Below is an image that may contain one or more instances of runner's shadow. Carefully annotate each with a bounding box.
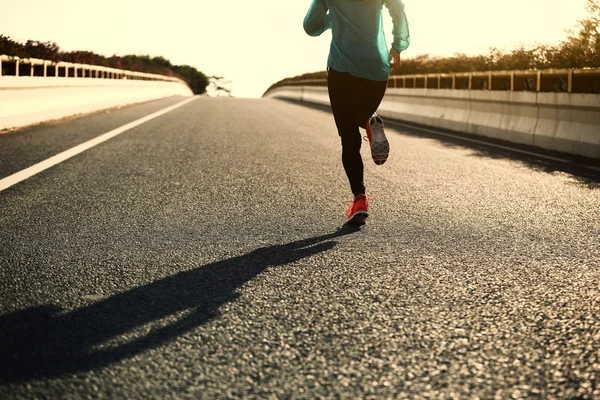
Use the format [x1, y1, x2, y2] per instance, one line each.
[0, 225, 360, 383]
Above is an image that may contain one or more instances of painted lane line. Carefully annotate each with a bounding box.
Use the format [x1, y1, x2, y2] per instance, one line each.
[387, 120, 600, 172]
[0, 96, 197, 193]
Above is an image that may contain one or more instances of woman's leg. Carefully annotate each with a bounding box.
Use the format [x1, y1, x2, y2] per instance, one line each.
[356, 78, 388, 129]
[327, 69, 365, 196]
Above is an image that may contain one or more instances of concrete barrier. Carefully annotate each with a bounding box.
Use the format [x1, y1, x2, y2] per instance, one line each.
[534, 92, 600, 157]
[265, 85, 600, 159]
[0, 76, 193, 131]
[301, 86, 330, 107]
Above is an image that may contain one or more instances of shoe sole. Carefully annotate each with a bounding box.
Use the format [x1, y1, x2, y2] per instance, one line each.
[368, 117, 389, 165]
[347, 211, 368, 225]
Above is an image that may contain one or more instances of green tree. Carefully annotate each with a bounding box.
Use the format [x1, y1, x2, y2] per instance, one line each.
[172, 65, 209, 95]
[564, 0, 600, 67]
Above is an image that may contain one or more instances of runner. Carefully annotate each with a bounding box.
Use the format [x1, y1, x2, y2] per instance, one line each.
[303, 0, 410, 225]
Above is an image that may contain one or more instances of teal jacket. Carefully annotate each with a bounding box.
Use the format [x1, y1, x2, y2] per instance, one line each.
[303, 0, 410, 82]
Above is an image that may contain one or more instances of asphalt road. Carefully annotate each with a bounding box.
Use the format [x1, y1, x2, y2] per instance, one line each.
[1, 96, 599, 399]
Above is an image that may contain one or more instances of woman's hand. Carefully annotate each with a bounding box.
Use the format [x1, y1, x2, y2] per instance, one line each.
[390, 49, 401, 71]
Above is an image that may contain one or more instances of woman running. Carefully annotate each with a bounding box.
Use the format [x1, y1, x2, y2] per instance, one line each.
[303, 0, 410, 225]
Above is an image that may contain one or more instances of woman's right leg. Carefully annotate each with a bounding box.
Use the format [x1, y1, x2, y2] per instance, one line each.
[327, 69, 366, 197]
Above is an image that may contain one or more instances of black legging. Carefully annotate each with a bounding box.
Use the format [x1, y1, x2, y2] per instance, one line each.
[327, 68, 387, 196]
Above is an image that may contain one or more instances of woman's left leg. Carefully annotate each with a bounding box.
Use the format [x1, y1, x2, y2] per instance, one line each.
[355, 78, 389, 165]
[327, 69, 366, 197]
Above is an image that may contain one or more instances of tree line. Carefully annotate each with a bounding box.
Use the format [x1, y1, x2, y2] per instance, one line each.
[0, 35, 209, 95]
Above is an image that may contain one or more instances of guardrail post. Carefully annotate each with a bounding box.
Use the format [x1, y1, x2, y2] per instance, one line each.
[43, 61, 47, 77]
[510, 72, 515, 91]
[488, 72, 492, 90]
[74, 66, 78, 78]
[16, 59, 20, 77]
[452, 75, 456, 89]
[31, 61, 35, 77]
[567, 70, 573, 93]
[468, 74, 472, 90]
[536, 71, 541, 92]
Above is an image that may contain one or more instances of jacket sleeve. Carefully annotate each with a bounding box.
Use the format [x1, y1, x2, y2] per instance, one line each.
[303, 0, 331, 37]
[384, 0, 410, 52]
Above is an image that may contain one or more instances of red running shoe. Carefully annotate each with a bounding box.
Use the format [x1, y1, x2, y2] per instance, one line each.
[345, 194, 369, 225]
[365, 113, 390, 165]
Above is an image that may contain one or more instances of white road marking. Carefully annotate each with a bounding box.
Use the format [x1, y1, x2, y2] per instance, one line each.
[0, 96, 197, 192]
[387, 120, 600, 173]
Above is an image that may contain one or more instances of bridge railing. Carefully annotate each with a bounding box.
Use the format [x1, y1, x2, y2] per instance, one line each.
[0, 54, 193, 131]
[266, 68, 600, 94]
[0, 54, 184, 84]
[264, 68, 600, 159]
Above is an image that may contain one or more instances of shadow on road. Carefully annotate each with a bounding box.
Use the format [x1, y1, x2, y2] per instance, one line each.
[278, 99, 600, 189]
[0, 225, 360, 383]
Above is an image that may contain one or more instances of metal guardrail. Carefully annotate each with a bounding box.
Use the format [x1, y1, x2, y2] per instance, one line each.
[268, 68, 600, 94]
[0, 54, 184, 84]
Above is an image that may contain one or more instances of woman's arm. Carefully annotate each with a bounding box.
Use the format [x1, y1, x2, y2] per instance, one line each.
[384, 0, 410, 52]
[303, 0, 331, 37]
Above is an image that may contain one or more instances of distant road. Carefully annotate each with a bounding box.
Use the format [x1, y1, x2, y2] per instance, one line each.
[1, 96, 599, 398]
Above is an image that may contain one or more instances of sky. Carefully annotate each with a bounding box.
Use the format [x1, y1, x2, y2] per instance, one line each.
[0, 0, 589, 98]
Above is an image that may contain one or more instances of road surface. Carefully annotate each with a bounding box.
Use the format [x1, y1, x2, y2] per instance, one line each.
[1, 96, 599, 398]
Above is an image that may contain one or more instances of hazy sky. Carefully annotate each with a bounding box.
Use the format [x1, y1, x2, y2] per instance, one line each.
[0, 0, 589, 97]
